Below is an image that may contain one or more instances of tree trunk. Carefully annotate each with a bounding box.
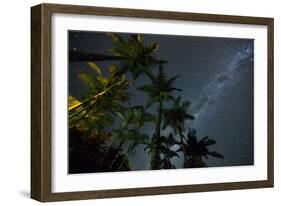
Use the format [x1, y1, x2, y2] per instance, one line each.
[117, 153, 129, 171]
[108, 141, 127, 169]
[69, 51, 128, 62]
[179, 127, 188, 167]
[151, 96, 163, 170]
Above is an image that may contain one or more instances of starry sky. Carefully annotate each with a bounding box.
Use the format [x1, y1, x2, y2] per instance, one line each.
[68, 30, 254, 170]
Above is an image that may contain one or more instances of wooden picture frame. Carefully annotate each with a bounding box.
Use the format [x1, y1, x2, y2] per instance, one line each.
[31, 3, 274, 202]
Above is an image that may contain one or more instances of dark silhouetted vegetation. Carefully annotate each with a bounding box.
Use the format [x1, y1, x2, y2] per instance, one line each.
[68, 33, 224, 173]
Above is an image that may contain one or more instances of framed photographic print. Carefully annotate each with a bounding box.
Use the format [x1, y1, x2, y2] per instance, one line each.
[31, 3, 274, 202]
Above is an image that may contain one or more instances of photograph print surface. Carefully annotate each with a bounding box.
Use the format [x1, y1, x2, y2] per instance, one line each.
[68, 31, 254, 174]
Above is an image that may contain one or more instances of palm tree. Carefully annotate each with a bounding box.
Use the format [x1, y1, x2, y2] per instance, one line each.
[182, 128, 224, 168]
[160, 133, 179, 169]
[108, 33, 166, 79]
[69, 60, 155, 169]
[68, 33, 225, 172]
[144, 133, 179, 169]
[108, 106, 153, 170]
[69, 63, 131, 130]
[162, 96, 195, 165]
[138, 64, 181, 169]
[70, 33, 163, 79]
[68, 62, 135, 172]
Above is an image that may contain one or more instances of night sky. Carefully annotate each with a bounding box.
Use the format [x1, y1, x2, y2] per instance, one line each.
[68, 30, 254, 170]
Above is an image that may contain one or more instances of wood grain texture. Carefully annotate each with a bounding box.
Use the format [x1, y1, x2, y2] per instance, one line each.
[31, 4, 42, 201]
[31, 3, 274, 202]
[267, 20, 274, 186]
[42, 3, 272, 25]
[31, 4, 53, 202]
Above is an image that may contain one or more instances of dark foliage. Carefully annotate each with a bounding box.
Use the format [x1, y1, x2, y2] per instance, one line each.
[69, 127, 131, 173]
[68, 33, 224, 173]
[179, 128, 224, 168]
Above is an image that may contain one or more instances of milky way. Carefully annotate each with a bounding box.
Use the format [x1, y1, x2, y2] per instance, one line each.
[192, 41, 254, 118]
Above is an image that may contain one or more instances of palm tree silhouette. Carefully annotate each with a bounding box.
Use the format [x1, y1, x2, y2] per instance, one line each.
[68, 63, 131, 129]
[108, 33, 165, 79]
[161, 133, 179, 169]
[182, 128, 224, 168]
[70, 33, 163, 79]
[109, 106, 154, 170]
[68, 33, 225, 172]
[162, 96, 194, 166]
[138, 64, 181, 169]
